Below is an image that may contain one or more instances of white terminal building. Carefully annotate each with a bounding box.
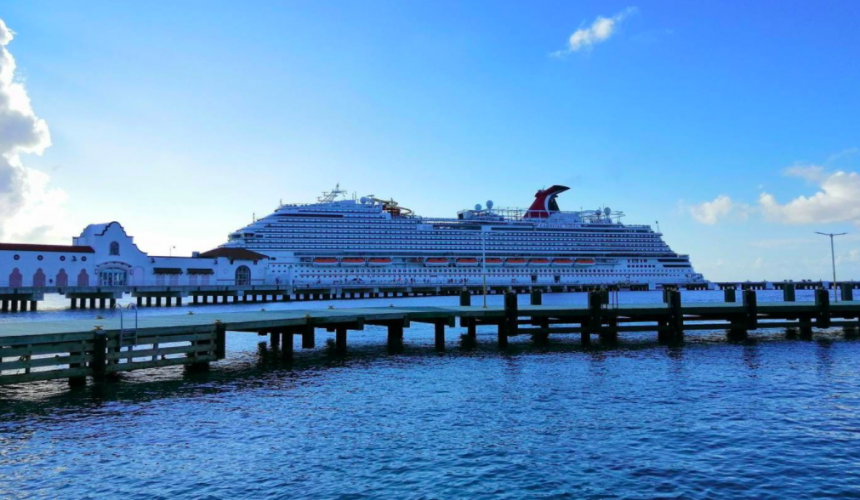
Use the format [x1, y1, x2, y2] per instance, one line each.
[0, 185, 705, 290]
[0, 222, 268, 288]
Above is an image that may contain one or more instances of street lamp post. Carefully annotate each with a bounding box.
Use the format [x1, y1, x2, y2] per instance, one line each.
[481, 230, 488, 308]
[815, 232, 847, 302]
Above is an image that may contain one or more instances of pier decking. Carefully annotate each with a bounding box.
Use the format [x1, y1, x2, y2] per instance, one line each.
[2, 289, 859, 386]
[4, 280, 860, 313]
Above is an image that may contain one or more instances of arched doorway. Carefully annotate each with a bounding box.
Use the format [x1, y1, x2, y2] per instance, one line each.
[33, 268, 46, 287]
[235, 265, 251, 286]
[77, 269, 90, 287]
[56, 269, 69, 287]
[9, 268, 22, 287]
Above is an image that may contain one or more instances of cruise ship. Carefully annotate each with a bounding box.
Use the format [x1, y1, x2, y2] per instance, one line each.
[221, 185, 705, 289]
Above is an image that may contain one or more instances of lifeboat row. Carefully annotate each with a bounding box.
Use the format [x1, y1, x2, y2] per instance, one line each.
[313, 257, 597, 267]
[313, 257, 394, 267]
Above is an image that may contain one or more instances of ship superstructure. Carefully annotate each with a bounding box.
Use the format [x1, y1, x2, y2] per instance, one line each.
[221, 185, 705, 288]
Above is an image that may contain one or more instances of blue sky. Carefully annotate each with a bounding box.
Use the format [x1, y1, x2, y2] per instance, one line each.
[1, 1, 859, 281]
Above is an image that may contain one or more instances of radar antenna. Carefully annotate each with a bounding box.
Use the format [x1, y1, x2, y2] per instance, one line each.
[318, 183, 348, 203]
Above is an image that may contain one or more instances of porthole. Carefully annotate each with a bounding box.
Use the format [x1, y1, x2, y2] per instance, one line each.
[37, 255, 44, 261]
[60, 256, 66, 261]
[81, 256, 87, 262]
[13, 254, 20, 260]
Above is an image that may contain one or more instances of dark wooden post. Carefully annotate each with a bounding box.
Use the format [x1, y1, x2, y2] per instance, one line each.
[657, 319, 670, 342]
[215, 322, 227, 359]
[668, 289, 683, 341]
[10, 300, 18, 312]
[281, 332, 293, 360]
[724, 287, 737, 303]
[743, 289, 758, 331]
[301, 324, 315, 349]
[434, 320, 445, 351]
[270, 330, 280, 348]
[783, 284, 796, 302]
[815, 288, 831, 329]
[336, 326, 347, 355]
[460, 289, 471, 306]
[30, 301, 37, 311]
[530, 289, 542, 306]
[387, 322, 403, 347]
[68, 298, 76, 310]
[92, 331, 108, 380]
[840, 283, 854, 302]
[499, 291, 517, 348]
[20, 300, 28, 312]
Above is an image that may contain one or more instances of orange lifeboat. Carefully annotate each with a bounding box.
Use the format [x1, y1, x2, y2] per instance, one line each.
[505, 258, 527, 266]
[341, 258, 366, 267]
[368, 258, 393, 266]
[456, 258, 480, 267]
[425, 258, 449, 267]
[485, 258, 504, 266]
[313, 258, 339, 266]
[530, 258, 551, 266]
[552, 258, 574, 266]
[575, 258, 596, 267]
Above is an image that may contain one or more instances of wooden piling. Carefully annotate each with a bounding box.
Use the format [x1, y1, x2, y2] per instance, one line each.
[335, 326, 347, 355]
[667, 289, 683, 341]
[783, 284, 796, 302]
[724, 287, 737, 303]
[841, 283, 854, 302]
[93, 331, 108, 380]
[281, 332, 293, 360]
[215, 322, 227, 359]
[530, 289, 542, 306]
[387, 322, 404, 346]
[459, 290, 471, 306]
[499, 291, 517, 348]
[301, 324, 315, 348]
[434, 321, 446, 351]
[815, 289, 831, 329]
[270, 330, 280, 348]
[743, 290, 758, 330]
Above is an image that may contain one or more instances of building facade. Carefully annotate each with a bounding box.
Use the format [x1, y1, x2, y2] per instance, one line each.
[0, 222, 269, 288]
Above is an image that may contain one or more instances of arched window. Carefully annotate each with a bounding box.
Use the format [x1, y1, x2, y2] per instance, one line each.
[235, 265, 251, 286]
[109, 241, 120, 256]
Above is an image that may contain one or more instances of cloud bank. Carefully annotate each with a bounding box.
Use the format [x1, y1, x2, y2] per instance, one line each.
[759, 165, 860, 225]
[688, 159, 860, 227]
[0, 17, 63, 242]
[554, 7, 637, 55]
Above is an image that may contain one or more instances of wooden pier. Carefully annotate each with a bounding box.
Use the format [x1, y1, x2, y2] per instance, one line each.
[2, 289, 859, 386]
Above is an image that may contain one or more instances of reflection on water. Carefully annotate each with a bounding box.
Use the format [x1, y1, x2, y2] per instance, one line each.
[2, 291, 860, 498]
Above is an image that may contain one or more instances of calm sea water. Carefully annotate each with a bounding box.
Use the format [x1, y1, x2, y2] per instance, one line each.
[2, 290, 860, 499]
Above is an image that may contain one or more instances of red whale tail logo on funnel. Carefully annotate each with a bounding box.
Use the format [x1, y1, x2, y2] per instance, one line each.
[524, 185, 570, 219]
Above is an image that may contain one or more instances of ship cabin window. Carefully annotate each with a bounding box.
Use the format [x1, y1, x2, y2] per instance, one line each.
[109, 241, 120, 256]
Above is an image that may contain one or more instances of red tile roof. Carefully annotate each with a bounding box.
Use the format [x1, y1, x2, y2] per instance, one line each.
[199, 248, 269, 261]
[0, 243, 95, 253]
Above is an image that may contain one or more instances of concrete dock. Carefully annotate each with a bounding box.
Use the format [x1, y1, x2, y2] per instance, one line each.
[2, 288, 859, 386]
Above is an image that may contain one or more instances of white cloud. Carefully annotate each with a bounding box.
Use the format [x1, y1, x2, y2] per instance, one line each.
[554, 7, 637, 55]
[688, 195, 747, 225]
[0, 17, 66, 242]
[759, 167, 860, 225]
